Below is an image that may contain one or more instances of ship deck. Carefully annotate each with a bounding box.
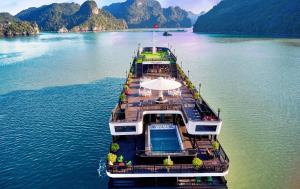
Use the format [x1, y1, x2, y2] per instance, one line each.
[111, 72, 218, 123]
[109, 126, 229, 174]
[107, 47, 229, 189]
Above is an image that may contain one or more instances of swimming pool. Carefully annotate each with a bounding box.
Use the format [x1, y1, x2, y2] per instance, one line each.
[148, 124, 183, 153]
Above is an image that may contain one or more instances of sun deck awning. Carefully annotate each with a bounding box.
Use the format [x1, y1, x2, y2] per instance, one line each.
[140, 77, 181, 91]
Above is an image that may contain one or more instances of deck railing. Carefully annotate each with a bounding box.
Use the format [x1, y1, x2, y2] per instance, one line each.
[110, 68, 221, 123]
[180, 105, 189, 123]
[107, 162, 228, 174]
[138, 55, 172, 62]
[111, 105, 141, 122]
[217, 140, 230, 163]
[136, 149, 197, 157]
[140, 102, 190, 124]
[140, 101, 182, 111]
[170, 52, 177, 62]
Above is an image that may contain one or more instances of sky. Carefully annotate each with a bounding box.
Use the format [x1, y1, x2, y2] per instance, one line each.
[0, 0, 220, 15]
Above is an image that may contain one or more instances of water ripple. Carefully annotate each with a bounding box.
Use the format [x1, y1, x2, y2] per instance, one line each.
[0, 78, 122, 189]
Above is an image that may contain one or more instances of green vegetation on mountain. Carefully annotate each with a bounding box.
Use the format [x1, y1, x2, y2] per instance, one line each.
[16, 3, 79, 31]
[193, 0, 300, 36]
[0, 13, 39, 37]
[0, 12, 21, 23]
[103, 0, 191, 28]
[16, 0, 127, 32]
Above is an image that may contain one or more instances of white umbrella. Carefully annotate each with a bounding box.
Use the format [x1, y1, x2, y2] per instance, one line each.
[140, 77, 181, 100]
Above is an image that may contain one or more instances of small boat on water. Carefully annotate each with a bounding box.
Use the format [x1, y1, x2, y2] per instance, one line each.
[163, 31, 172, 36]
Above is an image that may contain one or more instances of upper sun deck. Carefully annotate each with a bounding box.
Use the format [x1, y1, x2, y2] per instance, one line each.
[110, 47, 222, 136]
[111, 72, 218, 123]
[136, 47, 177, 63]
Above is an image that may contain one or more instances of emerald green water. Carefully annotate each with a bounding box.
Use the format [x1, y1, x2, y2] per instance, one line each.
[0, 30, 300, 189]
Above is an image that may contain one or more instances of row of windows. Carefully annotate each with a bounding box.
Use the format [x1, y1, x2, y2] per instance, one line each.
[195, 125, 217, 132]
[115, 126, 136, 132]
[114, 125, 217, 133]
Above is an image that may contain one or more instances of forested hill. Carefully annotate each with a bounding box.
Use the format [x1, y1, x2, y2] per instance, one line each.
[103, 0, 192, 28]
[193, 0, 300, 37]
[16, 0, 127, 32]
[0, 13, 39, 37]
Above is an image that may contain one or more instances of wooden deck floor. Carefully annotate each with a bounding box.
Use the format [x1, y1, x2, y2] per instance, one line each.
[113, 128, 228, 174]
[122, 74, 197, 122]
[108, 160, 228, 174]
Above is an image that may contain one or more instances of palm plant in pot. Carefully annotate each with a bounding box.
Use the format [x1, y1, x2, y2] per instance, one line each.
[110, 143, 119, 153]
[163, 156, 174, 173]
[128, 72, 133, 79]
[119, 93, 126, 103]
[192, 157, 203, 170]
[124, 85, 129, 95]
[212, 141, 219, 150]
[107, 153, 117, 166]
[212, 141, 220, 157]
[127, 77, 132, 85]
[117, 155, 124, 163]
[194, 92, 200, 100]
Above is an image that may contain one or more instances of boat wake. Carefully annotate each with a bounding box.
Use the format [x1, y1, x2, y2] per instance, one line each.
[97, 158, 107, 178]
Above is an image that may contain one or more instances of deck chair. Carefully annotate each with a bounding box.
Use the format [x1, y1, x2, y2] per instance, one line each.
[195, 177, 202, 183]
[126, 161, 132, 167]
[207, 176, 213, 184]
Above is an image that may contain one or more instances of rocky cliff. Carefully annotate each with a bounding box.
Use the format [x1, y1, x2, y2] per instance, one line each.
[0, 13, 39, 37]
[193, 0, 300, 37]
[103, 0, 192, 28]
[16, 0, 127, 32]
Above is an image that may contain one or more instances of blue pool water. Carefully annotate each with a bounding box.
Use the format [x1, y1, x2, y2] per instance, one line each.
[150, 129, 181, 153]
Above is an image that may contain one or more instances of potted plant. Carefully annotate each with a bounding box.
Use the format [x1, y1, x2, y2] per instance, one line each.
[194, 92, 200, 100]
[181, 73, 185, 79]
[117, 155, 124, 163]
[124, 85, 129, 95]
[163, 156, 173, 173]
[107, 153, 117, 166]
[124, 84, 129, 91]
[119, 93, 126, 103]
[212, 141, 220, 157]
[188, 83, 195, 91]
[127, 77, 132, 85]
[212, 141, 220, 151]
[126, 160, 132, 167]
[192, 157, 203, 170]
[111, 143, 119, 153]
[186, 80, 192, 87]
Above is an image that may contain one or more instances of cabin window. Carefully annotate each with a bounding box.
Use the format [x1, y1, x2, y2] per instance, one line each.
[115, 126, 136, 132]
[195, 125, 217, 132]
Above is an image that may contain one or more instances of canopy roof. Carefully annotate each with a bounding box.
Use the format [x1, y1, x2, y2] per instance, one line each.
[140, 77, 181, 91]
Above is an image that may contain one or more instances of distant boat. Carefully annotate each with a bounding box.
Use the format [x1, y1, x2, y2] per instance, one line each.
[163, 31, 172, 36]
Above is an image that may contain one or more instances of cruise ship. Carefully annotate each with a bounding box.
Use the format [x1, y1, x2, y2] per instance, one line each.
[106, 46, 229, 188]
